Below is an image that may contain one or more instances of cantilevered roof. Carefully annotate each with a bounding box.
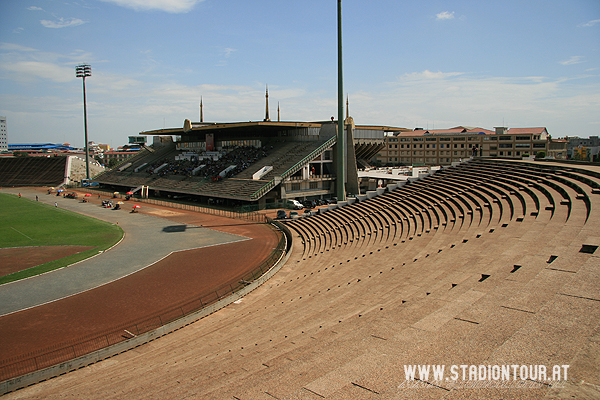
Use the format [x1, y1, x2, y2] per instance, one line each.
[140, 120, 324, 136]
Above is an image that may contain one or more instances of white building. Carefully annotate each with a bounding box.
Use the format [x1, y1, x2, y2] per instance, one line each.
[0, 117, 7, 151]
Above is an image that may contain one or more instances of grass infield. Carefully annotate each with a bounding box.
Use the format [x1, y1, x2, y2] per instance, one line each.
[0, 193, 124, 285]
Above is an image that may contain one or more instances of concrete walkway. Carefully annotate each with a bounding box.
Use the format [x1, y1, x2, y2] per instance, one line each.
[0, 188, 249, 317]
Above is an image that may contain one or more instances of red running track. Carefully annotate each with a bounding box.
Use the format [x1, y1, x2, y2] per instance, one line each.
[0, 204, 281, 370]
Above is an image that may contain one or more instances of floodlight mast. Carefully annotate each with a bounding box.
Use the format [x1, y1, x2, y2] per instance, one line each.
[336, 0, 346, 201]
[76, 64, 92, 180]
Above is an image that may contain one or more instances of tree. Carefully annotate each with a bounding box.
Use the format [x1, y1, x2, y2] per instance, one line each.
[107, 158, 119, 168]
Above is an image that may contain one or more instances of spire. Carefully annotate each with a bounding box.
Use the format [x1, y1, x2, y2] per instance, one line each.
[200, 96, 203, 123]
[264, 85, 271, 122]
[346, 95, 349, 120]
[344, 93, 355, 128]
[277, 102, 280, 122]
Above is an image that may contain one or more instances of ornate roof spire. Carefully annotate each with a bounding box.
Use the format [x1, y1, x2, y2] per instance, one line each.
[346, 94, 349, 120]
[264, 85, 271, 122]
[344, 94, 355, 128]
[277, 101, 280, 122]
[200, 96, 203, 123]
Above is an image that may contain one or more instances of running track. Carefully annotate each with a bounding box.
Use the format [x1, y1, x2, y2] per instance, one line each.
[0, 188, 281, 363]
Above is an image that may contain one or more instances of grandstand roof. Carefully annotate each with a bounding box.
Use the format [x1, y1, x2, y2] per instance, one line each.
[143, 120, 410, 137]
[140, 121, 324, 137]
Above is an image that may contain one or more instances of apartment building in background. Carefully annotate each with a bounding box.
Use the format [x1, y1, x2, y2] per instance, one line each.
[376, 126, 566, 166]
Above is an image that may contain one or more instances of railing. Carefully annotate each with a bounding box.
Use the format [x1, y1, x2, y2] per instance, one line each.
[250, 135, 338, 200]
[0, 224, 288, 383]
[75, 188, 265, 223]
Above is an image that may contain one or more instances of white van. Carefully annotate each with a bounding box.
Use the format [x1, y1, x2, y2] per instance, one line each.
[287, 199, 304, 210]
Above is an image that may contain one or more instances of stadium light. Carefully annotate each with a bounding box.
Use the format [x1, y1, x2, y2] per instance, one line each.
[76, 64, 92, 180]
[336, 0, 346, 201]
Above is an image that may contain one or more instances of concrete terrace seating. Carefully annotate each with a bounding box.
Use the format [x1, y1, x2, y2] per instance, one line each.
[95, 142, 179, 184]
[8, 159, 600, 399]
[233, 141, 323, 180]
[0, 157, 67, 187]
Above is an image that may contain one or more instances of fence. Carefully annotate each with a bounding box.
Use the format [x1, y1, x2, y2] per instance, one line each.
[0, 219, 291, 384]
[73, 187, 265, 223]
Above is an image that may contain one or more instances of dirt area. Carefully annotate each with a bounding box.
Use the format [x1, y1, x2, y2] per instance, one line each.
[0, 246, 95, 277]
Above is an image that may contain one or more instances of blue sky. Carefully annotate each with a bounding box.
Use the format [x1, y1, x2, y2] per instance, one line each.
[0, 0, 599, 148]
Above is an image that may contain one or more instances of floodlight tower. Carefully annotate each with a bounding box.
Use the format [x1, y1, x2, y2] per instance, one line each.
[336, 0, 346, 201]
[76, 64, 92, 180]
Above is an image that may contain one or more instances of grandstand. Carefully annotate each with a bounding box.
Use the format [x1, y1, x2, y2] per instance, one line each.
[94, 121, 347, 208]
[4, 158, 598, 398]
[0, 156, 104, 188]
[93, 118, 397, 208]
[0, 157, 67, 187]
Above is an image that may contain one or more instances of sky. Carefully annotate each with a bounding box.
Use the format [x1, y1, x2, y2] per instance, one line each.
[0, 0, 599, 148]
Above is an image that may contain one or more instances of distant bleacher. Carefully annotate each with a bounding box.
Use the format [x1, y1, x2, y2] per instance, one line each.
[0, 157, 67, 187]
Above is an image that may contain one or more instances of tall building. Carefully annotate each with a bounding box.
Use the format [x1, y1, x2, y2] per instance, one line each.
[0, 117, 7, 151]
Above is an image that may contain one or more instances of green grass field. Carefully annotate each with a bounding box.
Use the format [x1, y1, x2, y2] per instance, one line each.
[0, 193, 124, 284]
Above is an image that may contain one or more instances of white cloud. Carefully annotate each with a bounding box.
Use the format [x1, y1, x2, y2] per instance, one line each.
[436, 11, 455, 21]
[400, 70, 464, 81]
[0, 61, 74, 83]
[560, 56, 585, 65]
[0, 43, 92, 83]
[352, 71, 600, 135]
[99, 0, 204, 13]
[40, 18, 87, 29]
[578, 19, 600, 28]
[223, 48, 237, 58]
[0, 43, 38, 52]
[27, 6, 44, 11]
